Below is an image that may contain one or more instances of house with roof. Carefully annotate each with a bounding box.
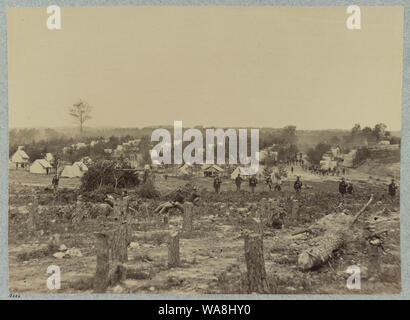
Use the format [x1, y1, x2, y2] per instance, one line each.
[10, 146, 30, 169]
[203, 164, 224, 177]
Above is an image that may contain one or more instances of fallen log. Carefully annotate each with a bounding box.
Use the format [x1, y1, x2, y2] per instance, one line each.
[297, 195, 373, 271]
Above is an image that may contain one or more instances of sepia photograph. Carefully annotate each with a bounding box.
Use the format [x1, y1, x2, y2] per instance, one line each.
[6, 5, 403, 295]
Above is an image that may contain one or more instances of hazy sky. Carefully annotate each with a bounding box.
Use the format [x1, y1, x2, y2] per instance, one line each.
[8, 6, 403, 130]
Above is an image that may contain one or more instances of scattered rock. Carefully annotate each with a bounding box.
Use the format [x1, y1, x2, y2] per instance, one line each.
[53, 252, 66, 259]
[66, 248, 83, 257]
[113, 285, 124, 293]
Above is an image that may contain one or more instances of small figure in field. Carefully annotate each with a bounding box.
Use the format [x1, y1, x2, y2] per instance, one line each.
[190, 186, 201, 205]
[235, 174, 243, 191]
[52, 174, 59, 195]
[266, 175, 273, 191]
[291, 166, 294, 174]
[249, 175, 258, 193]
[154, 187, 185, 215]
[294, 176, 302, 194]
[339, 177, 347, 196]
[164, 174, 168, 181]
[274, 177, 282, 191]
[213, 175, 222, 194]
[347, 182, 354, 195]
[342, 168, 346, 175]
[388, 178, 398, 199]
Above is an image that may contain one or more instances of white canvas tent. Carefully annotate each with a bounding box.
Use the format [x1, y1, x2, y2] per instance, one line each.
[73, 161, 88, 172]
[230, 167, 247, 179]
[61, 164, 83, 178]
[177, 163, 194, 176]
[30, 159, 53, 174]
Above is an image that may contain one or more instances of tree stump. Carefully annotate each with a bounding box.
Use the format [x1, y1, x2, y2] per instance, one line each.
[244, 233, 268, 293]
[114, 198, 129, 219]
[163, 212, 169, 227]
[168, 231, 180, 268]
[93, 232, 110, 293]
[27, 198, 39, 231]
[72, 201, 86, 226]
[291, 199, 299, 218]
[183, 202, 193, 232]
[247, 217, 264, 234]
[111, 222, 129, 263]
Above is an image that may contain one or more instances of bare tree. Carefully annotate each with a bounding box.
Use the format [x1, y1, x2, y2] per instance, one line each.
[69, 100, 92, 134]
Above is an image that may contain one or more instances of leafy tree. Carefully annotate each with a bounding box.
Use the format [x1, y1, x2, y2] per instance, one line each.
[281, 125, 297, 145]
[373, 123, 387, 141]
[307, 142, 331, 165]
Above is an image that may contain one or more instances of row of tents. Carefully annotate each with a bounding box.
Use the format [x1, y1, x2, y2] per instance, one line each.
[175, 163, 282, 181]
[10, 146, 89, 178]
[28, 160, 88, 178]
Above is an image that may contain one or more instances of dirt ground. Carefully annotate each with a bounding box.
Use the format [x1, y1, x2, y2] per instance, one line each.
[8, 168, 401, 294]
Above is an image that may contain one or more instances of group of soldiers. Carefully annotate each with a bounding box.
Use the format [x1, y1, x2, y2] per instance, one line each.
[212, 173, 282, 194]
[212, 172, 399, 200]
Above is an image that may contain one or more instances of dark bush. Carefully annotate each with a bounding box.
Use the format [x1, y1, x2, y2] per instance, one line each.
[80, 159, 140, 192]
[353, 147, 371, 167]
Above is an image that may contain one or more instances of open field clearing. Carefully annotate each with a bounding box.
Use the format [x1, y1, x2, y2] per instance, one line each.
[8, 167, 400, 294]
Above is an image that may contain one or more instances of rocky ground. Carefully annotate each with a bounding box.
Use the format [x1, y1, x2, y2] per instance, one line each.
[8, 169, 401, 294]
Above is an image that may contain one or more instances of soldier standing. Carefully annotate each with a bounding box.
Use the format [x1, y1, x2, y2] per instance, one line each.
[52, 174, 59, 195]
[388, 178, 398, 200]
[266, 175, 273, 191]
[235, 174, 243, 191]
[347, 182, 354, 195]
[249, 175, 258, 193]
[214, 175, 222, 194]
[294, 176, 302, 194]
[339, 177, 347, 196]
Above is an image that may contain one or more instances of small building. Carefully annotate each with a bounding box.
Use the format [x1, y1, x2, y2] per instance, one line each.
[342, 149, 358, 168]
[203, 164, 224, 177]
[30, 159, 53, 174]
[10, 146, 30, 169]
[331, 146, 342, 158]
[74, 142, 87, 149]
[379, 140, 390, 145]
